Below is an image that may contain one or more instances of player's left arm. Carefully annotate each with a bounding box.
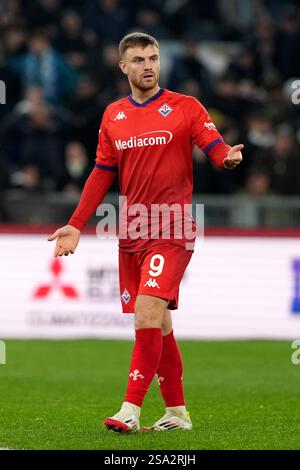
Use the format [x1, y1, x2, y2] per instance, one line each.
[187, 97, 244, 170]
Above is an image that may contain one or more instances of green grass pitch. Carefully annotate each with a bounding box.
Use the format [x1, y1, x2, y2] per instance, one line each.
[0, 339, 299, 450]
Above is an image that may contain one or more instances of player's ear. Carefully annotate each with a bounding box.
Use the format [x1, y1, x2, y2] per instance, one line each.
[119, 60, 127, 76]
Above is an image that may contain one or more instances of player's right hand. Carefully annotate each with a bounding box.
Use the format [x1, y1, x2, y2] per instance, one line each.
[48, 224, 80, 257]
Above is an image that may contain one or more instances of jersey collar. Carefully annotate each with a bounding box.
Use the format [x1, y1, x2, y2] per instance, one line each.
[128, 88, 165, 107]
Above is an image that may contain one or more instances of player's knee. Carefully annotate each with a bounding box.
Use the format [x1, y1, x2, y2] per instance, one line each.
[134, 306, 162, 329]
[134, 295, 167, 329]
[135, 314, 161, 330]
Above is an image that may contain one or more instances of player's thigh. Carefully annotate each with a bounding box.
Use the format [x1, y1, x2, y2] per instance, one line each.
[138, 244, 193, 310]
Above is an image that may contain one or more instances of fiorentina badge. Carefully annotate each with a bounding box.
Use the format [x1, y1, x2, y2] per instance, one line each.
[158, 103, 173, 117]
[121, 288, 131, 304]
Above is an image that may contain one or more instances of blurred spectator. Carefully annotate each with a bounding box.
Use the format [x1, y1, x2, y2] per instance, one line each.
[67, 74, 102, 156]
[9, 31, 77, 105]
[218, 0, 266, 40]
[167, 41, 213, 100]
[227, 46, 260, 84]
[0, 0, 22, 29]
[134, 8, 168, 39]
[1, 86, 70, 186]
[56, 9, 84, 49]
[3, 25, 27, 58]
[10, 162, 42, 192]
[277, 4, 300, 80]
[209, 72, 254, 121]
[268, 125, 300, 195]
[177, 79, 203, 102]
[240, 112, 275, 184]
[247, 15, 280, 85]
[54, 9, 87, 71]
[245, 112, 275, 149]
[243, 166, 272, 196]
[193, 149, 238, 194]
[96, 44, 124, 100]
[244, 124, 300, 196]
[167, 0, 221, 40]
[25, 0, 63, 38]
[83, 0, 130, 42]
[58, 141, 91, 195]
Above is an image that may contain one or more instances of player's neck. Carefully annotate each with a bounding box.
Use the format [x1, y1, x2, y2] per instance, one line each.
[130, 85, 161, 104]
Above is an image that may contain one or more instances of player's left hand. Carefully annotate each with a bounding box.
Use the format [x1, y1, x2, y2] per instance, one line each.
[223, 144, 244, 170]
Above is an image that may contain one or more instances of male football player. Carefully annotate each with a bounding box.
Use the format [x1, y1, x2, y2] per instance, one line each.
[48, 32, 243, 432]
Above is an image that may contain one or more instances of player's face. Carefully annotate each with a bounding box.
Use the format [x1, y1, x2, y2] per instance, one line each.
[119, 45, 160, 91]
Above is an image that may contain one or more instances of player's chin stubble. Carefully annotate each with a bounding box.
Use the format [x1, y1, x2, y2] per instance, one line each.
[132, 75, 158, 92]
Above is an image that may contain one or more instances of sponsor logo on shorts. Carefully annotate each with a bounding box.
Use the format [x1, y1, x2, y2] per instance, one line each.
[144, 278, 160, 288]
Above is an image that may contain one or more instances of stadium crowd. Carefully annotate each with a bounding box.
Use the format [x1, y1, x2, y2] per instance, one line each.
[0, 0, 300, 198]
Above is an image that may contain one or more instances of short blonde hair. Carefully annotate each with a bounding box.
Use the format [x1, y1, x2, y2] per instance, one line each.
[119, 32, 159, 58]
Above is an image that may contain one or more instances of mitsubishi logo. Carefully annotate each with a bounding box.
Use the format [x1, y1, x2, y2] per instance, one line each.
[33, 259, 79, 299]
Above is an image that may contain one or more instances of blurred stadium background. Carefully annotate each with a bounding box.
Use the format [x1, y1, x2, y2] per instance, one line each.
[0, 0, 300, 450]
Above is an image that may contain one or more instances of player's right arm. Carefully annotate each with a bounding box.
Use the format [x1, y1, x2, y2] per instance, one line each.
[48, 108, 118, 257]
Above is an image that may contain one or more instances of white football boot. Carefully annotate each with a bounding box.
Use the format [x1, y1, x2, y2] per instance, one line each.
[143, 406, 192, 431]
[104, 402, 140, 433]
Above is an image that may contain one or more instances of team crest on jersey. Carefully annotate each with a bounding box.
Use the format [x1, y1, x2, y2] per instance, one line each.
[121, 288, 131, 304]
[158, 103, 173, 118]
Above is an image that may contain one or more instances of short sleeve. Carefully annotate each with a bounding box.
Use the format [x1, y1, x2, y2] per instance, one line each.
[95, 108, 118, 171]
